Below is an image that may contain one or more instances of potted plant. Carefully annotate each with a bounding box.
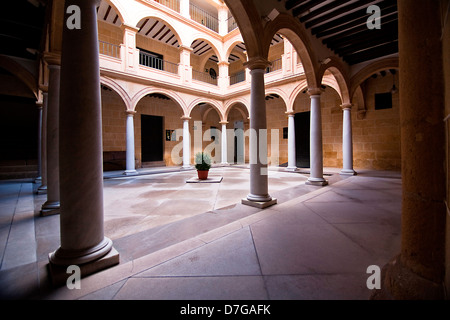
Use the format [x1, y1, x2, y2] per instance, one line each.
[195, 152, 211, 180]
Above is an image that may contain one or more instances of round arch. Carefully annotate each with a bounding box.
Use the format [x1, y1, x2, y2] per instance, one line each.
[224, 39, 247, 64]
[188, 98, 225, 121]
[100, 76, 132, 111]
[101, 0, 128, 25]
[131, 87, 187, 115]
[287, 79, 308, 112]
[132, 12, 185, 48]
[224, 97, 249, 120]
[350, 57, 399, 99]
[263, 14, 319, 89]
[265, 87, 289, 111]
[317, 56, 351, 104]
[0, 55, 38, 99]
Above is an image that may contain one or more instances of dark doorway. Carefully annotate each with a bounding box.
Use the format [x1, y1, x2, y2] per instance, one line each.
[295, 111, 310, 168]
[141, 114, 163, 162]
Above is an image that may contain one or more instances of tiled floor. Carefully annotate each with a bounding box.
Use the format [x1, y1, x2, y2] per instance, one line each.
[0, 166, 402, 300]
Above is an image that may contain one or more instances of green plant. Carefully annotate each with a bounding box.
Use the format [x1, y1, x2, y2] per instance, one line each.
[195, 152, 211, 171]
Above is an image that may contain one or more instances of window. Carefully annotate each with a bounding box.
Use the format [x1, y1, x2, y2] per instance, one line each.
[138, 48, 164, 71]
[374, 92, 392, 110]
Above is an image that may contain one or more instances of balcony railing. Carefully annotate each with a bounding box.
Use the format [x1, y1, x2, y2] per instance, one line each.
[190, 3, 218, 32]
[99, 40, 120, 59]
[229, 71, 245, 85]
[227, 15, 238, 33]
[192, 70, 217, 85]
[139, 51, 179, 74]
[266, 58, 282, 73]
[153, 0, 180, 12]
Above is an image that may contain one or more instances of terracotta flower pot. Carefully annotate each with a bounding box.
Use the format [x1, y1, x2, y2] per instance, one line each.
[197, 170, 209, 180]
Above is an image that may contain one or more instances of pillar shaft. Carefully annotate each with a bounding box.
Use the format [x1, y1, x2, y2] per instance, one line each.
[41, 63, 61, 213]
[221, 122, 228, 164]
[286, 112, 297, 171]
[241, 60, 276, 209]
[398, 0, 446, 284]
[37, 92, 48, 193]
[51, 0, 114, 266]
[36, 102, 43, 181]
[374, 0, 446, 299]
[340, 104, 356, 175]
[307, 90, 327, 186]
[124, 111, 137, 175]
[182, 118, 191, 168]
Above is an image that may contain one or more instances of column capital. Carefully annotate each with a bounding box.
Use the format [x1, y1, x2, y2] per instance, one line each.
[43, 51, 61, 66]
[219, 120, 229, 125]
[181, 116, 191, 121]
[179, 45, 193, 53]
[307, 87, 324, 96]
[218, 61, 230, 67]
[340, 103, 353, 110]
[285, 111, 295, 116]
[125, 110, 136, 116]
[39, 84, 48, 93]
[120, 23, 139, 33]
[244, 57, 271, 71]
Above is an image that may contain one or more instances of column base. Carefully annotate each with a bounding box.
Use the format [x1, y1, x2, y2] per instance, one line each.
[47, 246, 120, 288]
[41, 201, 60, 216]
[182, 165, 194, 170]
[306, 178, 328, 186]
[340, 169, 357, 176]
[37, 185, 47, 195]
[34, 176, 42, 183]
[285, 166, 298, 172]
[371, 254, 445, 300]
[242, 197, 277, 209]
[123, 170, 138, 176]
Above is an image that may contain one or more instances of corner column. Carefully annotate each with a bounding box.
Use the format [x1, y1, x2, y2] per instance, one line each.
[220, 121, 228, 165]
[41, 54, 61, 215]
[307, 88, 327, 186]
[124, 110, 137, 175]
[374, 0, 446, 299]
[35, 96, 43, 183]
[182, 116, 192, 168]
[242, 58, 277, 208]
[340, 103, 356, 175]
[37, 92, 48, 194]
[49, 0, 119, 285]
[286, 111, 297, 171]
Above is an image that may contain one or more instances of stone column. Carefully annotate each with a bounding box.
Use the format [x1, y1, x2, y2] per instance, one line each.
[49, 0, 118, 283]
[182, 116, 191, 168]
[340, 103, 356, 175]
[241, 58, 277, 208]
[306, 88, 327, 186]
[374, 0, 446, 299]
[220, 121, 228, 165]
[35, 99, 43, 182]
[41, 55, 61, 215]
[286, 111, 297, 171]
[124, 110, 137, 175]
[218, 61, 229, 88]
[37, 92, 48, 194]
